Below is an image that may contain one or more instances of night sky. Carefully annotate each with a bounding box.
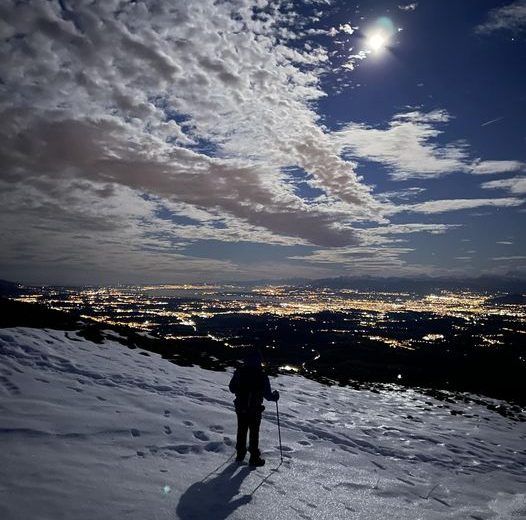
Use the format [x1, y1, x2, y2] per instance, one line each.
[1, 0, 525, 284]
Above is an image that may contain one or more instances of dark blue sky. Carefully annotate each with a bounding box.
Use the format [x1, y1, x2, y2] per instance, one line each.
[289, 0, 526, 278]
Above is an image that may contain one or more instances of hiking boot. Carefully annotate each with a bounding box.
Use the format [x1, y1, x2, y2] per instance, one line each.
[249, 455, 265, 467]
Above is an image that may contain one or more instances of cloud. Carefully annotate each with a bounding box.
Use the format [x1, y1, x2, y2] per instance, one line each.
[0, 178, 244, 284]
[335, 110, 524, 180]
[376, 187, 427, 202]
[491, 256, 526, 261]
[328, 22, 359, 38]
[398, 3, 418, 12]
[0, 1, 522, 283]
[287, 244, 464, 277]
[288, 246, 414, 272]
[470, 160, 525, 175]
[0, 0, 387, 282]
[363, 223, 459, 236]
[339, 23, 357, 35]
[287, 222, 462, 276]
[481, 116, 504, 127]
[481, 176, 526, 194]
[394, 198, 524, 215]
[476, 1, 526, 34]
[335, 110, 470, 180]
[342, 51, 368, 71]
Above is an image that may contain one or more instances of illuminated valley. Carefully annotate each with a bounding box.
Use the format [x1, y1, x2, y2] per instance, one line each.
[3, 281, 526, 412]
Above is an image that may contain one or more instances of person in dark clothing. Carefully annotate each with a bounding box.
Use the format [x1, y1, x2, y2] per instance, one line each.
[229, 349, 279, 467]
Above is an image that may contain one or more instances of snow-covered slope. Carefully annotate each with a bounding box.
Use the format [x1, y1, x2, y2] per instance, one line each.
[0, 328, 525, 520]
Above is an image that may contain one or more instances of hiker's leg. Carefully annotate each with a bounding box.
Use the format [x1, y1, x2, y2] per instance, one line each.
[236, 412, 249, 458]
[248, 413, 262, 456]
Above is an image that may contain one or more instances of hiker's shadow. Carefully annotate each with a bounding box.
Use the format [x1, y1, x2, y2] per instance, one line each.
[176, 463, 252, 520]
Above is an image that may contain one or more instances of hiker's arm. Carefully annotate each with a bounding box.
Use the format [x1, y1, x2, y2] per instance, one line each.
[263, 374, 279, 401]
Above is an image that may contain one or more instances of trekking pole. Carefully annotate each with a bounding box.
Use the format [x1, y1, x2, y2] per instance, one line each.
[276, 400, 283, 462]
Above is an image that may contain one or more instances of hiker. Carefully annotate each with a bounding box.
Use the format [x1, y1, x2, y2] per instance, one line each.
[229, 349, 279, 467]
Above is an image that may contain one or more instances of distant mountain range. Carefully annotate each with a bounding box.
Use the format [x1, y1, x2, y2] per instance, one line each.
[2, 274, 526, 294]
[237, 275, 526, 293]
[305, 275, 526, 293]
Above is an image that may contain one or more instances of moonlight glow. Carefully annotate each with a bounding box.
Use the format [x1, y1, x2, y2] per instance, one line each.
[367, 32, 388, 53]
[364, 16, 395, 55]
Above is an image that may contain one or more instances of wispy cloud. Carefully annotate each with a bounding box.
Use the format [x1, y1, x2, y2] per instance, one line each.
[398, 3, 419, 12]
[481, 116, 504, 127]
[491, 256, 526, 261]
[287, 222, 462, 276]
[335, 110, 523, 180]
[288, 246, 417, 275]
[364, 223, 459, 236]
[394, 198, 524, 214]
[470, 160, 525, 175]
[287, 244, 467, 277]
[481, 176, 526, 194]
[335, 110, 469, 180]
[476, 1, 526, 33]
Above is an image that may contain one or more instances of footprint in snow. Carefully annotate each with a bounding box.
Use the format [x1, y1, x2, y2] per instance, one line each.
[130, 428, 141, 437]
[164, 410, 171, 417]
[169, 445, 201, 455]
[193, 430, 210, 441]
[204, 442, 224, 453]
[183, 420, 193, 427]
[297, 440, 312, 446]
[209, 425, 224, 433]
[66, 386, 83, 393]
[164, 426, 172, 435]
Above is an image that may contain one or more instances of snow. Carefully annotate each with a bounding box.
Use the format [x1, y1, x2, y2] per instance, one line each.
[0, 327, 525, 520]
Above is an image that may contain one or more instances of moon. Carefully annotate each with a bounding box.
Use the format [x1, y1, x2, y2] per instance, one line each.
[367, 32, 388, 53]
